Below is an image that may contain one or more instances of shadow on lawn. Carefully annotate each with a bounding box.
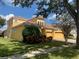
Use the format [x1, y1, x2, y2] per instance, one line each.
[0, 40, 65, 57]
[1, 39, 78, 59]
[30, 47, 79, 59]
[10, 41, 79, 59]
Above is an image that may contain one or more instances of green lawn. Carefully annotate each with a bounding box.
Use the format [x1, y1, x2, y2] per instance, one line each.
[1, 37, 79, 59]
[0, 37, 64, 57]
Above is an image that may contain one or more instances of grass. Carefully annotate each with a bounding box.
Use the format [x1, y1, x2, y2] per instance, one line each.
[0, 37, 64, 57]
[31, 47, 79, 59]
[0, 37, 79, 59]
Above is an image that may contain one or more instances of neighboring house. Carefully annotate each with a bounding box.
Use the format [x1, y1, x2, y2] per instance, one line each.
[70, 29, 77, 39]
[6, 16, 64, 41]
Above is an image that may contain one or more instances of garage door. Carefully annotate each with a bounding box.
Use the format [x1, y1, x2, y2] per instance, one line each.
[53, 32, 64, 40]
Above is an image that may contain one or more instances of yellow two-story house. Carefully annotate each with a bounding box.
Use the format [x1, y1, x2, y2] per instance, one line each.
[6, 16, 64, 41]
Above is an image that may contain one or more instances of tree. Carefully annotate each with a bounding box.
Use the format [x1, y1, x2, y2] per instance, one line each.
[13, 0, 79, 46]
[0, 17, 5, 27]
[22, 24, 41, 43]
[23, 24, 41, 36]
[59, 13, 75, 44]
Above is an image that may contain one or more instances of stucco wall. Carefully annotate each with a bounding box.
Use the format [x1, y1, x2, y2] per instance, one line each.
[45, 29, 53, 37]
[11, 25, 25, 41]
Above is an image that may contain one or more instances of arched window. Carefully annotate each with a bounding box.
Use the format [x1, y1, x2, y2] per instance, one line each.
[38, 21, 40, 25]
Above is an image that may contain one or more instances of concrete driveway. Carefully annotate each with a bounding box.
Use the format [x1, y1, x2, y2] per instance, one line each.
[53, 39, 76, 44]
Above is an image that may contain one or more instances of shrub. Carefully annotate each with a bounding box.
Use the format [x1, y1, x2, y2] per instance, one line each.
[47, 36, 52, 42]
[22, 24, 42, 43]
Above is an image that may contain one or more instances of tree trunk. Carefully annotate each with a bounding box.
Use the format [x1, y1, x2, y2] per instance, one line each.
[76, 24, 79, 46]
[63, 0, 79, 46]
[76, 0, 79, 46]
[65, 38, 68, 45]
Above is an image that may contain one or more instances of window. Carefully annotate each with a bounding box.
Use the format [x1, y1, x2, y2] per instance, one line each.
[37, 20, 39, 25]
[12, 29, 16, 32]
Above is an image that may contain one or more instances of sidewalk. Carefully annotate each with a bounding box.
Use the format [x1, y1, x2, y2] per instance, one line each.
[53, 39, 76, 44]
[67, 39, 76, 43]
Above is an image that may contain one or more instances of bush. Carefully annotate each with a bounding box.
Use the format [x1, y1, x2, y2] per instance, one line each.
[47, 36, 52, 42]
[0, 17, 5, 27]
[22, 24, 42, 43]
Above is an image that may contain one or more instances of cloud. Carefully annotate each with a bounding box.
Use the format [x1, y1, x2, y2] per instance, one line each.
[5, 14, 14, 21]
[47, 14, 56, 20]
[32, 15, 37, 18]
[68, 0, 73, 3]
[0, 15, 5, 19]
[0, 14, 14, 21]
[2, 0, 14, 6]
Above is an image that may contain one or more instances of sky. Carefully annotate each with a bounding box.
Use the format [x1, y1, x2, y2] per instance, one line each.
[0, 2, 37, 19]
[0, 0, 73, 24]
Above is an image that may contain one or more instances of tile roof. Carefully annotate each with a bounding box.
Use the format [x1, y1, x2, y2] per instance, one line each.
[9, 16, 57, 30]
[10, 17, 37, 28]
[11, 16, 27, 28]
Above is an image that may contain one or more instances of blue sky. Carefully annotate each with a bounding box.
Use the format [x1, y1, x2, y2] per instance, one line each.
[0, 3, 37, 19]
[0, 0, 73, 24]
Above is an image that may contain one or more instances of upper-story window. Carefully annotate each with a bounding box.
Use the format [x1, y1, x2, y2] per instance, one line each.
[37, 20, 45, 26]
[13, 19, 16, 22]
[37, 20, 40, 25]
